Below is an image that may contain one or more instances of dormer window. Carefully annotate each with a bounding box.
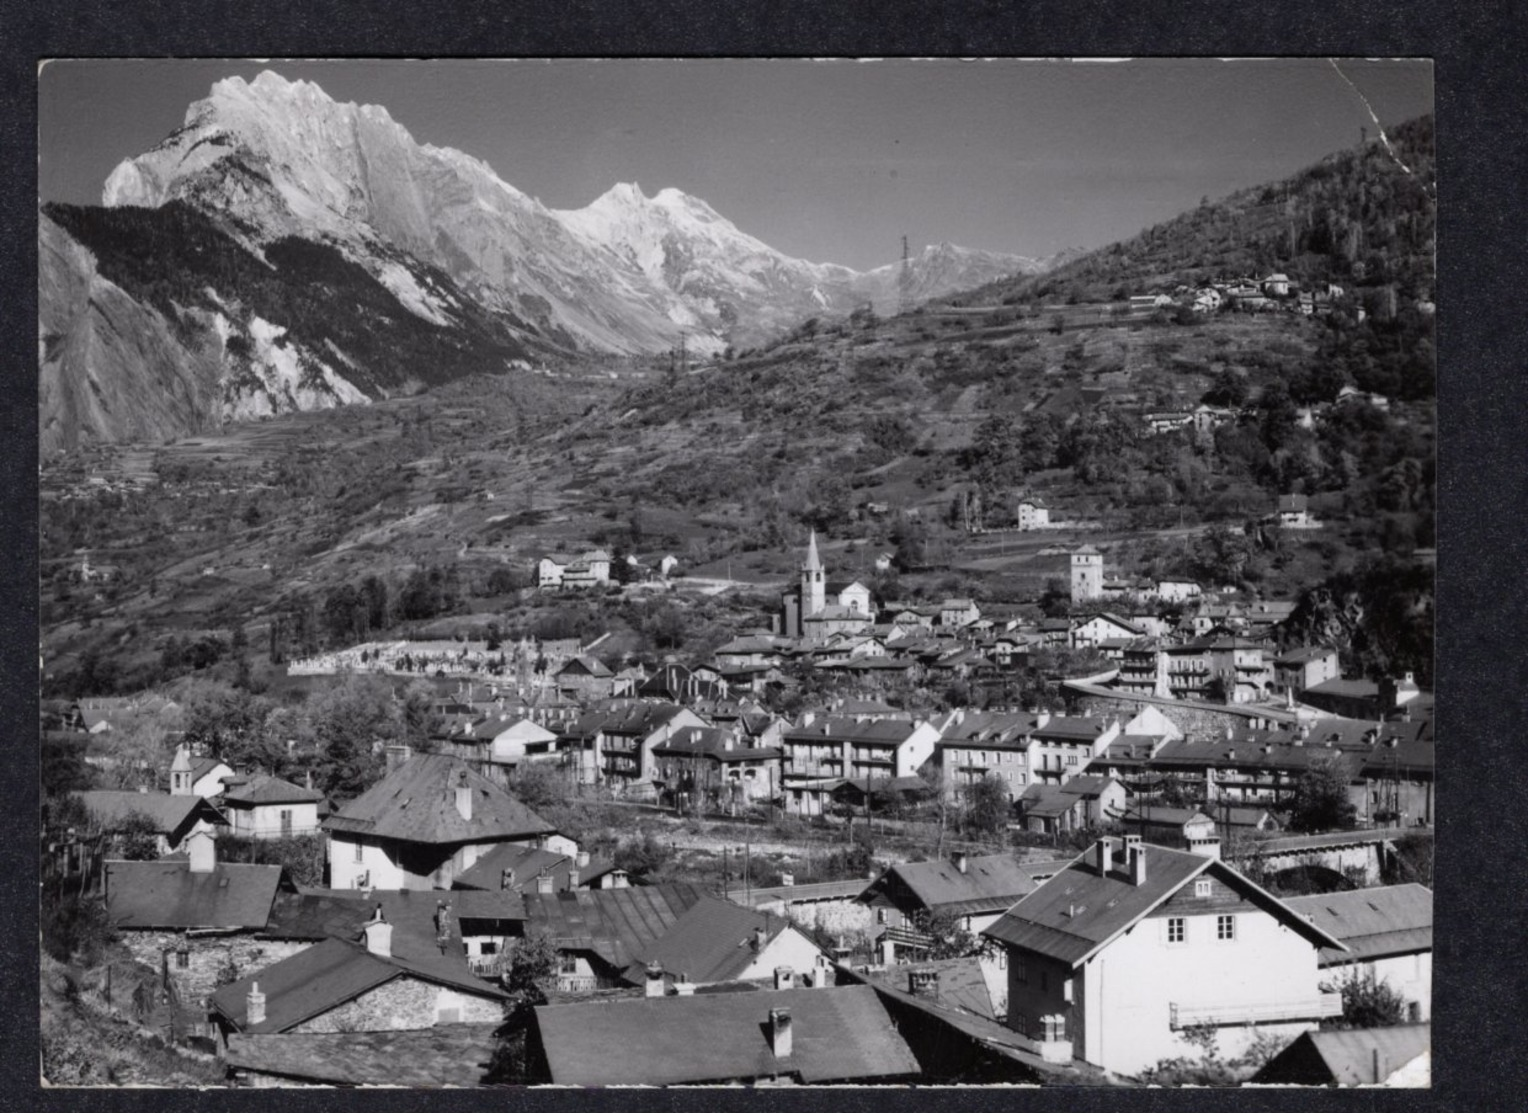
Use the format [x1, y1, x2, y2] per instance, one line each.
[1195, 879, 1212, 898]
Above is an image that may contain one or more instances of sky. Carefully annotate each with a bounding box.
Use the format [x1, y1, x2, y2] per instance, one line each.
[39, 58, 1433, 271]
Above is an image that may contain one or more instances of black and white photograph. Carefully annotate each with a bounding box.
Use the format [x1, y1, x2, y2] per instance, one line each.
[37, 56, 1436, 1088]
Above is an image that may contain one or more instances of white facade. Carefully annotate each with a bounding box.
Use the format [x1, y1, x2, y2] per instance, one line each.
[1071, 905, 1328, 1075]
[328, 834, 555, 891]
[227, 799, 321, 840]
[1071, 549, 1104, 603]
[1017, 501, 1050, 531]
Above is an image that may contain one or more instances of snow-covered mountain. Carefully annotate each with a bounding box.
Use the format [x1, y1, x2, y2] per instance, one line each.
[42, 71, 1058, 453]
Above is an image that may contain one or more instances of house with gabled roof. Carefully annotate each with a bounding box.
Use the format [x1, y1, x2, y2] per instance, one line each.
[1251, 1023, 1430, 1086]
[560, 700, 709, 796]
[323, 754, 563, 891]
[983, 836, 1346, 1076]
[621, 895, 824, 992]
[102, 828, 290, 1031]
[220, 774, 325, 839]
[519, 881, 709, 993]
[780, 713, 941, 817]
[860, 852, 1071, 953]
[652, 725, 782, 812]
[209, 906, 508, 1048]
[74, 788, 229, 857]
[1018, 775, 1128, 835]
[1285, 883, 1432, 1022]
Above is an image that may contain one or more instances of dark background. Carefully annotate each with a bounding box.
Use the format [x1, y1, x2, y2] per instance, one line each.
[3, 3, 1521, 1112]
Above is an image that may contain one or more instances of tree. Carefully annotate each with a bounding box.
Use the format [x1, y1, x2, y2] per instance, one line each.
[614, 832, 673, 884]
[1288, 754, 1358, 834]
[115, 810, 162, 860]
[962, 775, 1011, 839]
[306, 675, 396, 802]
[487, 932, 560, 1083]
[42, 733, 92, 796]
[910, 907, 978, 960]
[1325, 970, 1408, 1029]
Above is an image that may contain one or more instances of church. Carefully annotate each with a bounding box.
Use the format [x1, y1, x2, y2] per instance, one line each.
[778, 532, 876, 639]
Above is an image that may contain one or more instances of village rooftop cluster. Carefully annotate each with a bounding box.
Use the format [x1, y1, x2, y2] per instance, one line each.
[45, 532, 1434, 1087]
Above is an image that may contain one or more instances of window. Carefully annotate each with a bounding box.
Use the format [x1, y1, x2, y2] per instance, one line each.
[1194, 879, 1212, 898]
[1062, 977, 1074, 1003]
[559, 956, 579, 975]
[480, 941, 498, 956]
[280, 809, 293, 836]
[175, 948, 189, 969]
[1167, 917, 1186, 944]
[1015, 954, 1028, 986]
[1217, 914, 1236, 941]
[353, 840, 363, 863]
[1066, 755, 1077, 766]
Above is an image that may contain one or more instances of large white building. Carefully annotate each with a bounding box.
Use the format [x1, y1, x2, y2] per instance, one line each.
[984, 837, 1346, 1077]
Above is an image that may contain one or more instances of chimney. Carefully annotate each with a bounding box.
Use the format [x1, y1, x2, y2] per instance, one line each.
[187, 827, 216, 874]
[752, 926, 767, 952]
[575, 849, 590, 869]
[1094, 837, 1115, 877]
[610, 869, 630, 889]
[909, 969, 940, 998]
[304, 769, 314, 791]
[536, 868, 555, 894]
[362, 904, 392, 958]
[567, 862, 581, 888]
[644, 960, 665, 998]
[385, 743, 412, 774]
[774, 965, 794, 990]
[1129, 844, 1147, 886]
[768, 1007, 793, 1060]
[455, 769, 473, 821]
[501, 867, 517, 891]
[673, 971, 695, 996]
[953, 852, 968, 874]
[246, 981, 266, 1027]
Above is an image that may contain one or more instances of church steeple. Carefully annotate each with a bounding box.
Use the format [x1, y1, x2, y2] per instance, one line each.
[800, 531, 826, 616]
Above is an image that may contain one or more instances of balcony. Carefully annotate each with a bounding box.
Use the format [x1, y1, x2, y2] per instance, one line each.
[1170, 993, 1343, 1029]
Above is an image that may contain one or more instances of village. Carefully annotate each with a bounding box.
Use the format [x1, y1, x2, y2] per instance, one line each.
[41, 527, 1434, 1087]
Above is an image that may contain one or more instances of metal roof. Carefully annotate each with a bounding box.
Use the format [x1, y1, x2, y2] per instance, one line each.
[625, 895, 797, 985]
[520, 882, 707, 971]
[534, 985, 919, 1085]
[1284, 884, 1432, 964]
[323, 753, 554, 846]
[104, 861, 282, 930]
[728, 879, 873, 909]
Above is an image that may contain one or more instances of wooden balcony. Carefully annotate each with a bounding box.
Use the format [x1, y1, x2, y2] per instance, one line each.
[1170, 993, 1343, 1029]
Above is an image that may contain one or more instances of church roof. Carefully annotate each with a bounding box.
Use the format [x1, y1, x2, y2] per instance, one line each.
[803, 531, 823, 572]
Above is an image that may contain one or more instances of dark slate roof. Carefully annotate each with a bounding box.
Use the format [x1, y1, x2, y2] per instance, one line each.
[867, 855, 1068, 917]
[1275, 645, 1338, 666]
[652, 726, 780, 763]
[1284, 884, 1433, 965]
[533, 986, 919, 1085]
[1252, 1024, 1430, 1086]
[452, 843, 615, 893]
[222, 775, 324, 806]
[983, 843, 1345, 967]
[521, 883, 708, 971]
[557, 655, 613, 678]
[104, 861, 282, 930]
[225, 1025, 498, 1087]
[323, 754, 554, 846]
[262, 888, 524, 955]
[74, 790, 228, 835]
[783, 717, 924, 745]
[625, 896, 798, 985]
[210, 936, 506, 1034]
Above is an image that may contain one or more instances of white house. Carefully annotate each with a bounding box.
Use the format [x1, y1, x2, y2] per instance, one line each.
[220, 775, 324, 839]
[1017, 499, 1051, 531]
[984, 837, 1346, 1077]
[1286, 884, 1432, 1023]
[325, 754, 564, 891]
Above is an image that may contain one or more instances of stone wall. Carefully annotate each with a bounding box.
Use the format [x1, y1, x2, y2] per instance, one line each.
[121, 932, 308, 1010]
[291, 976, 502, 1033]
[1073, 694, 1255, 739]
